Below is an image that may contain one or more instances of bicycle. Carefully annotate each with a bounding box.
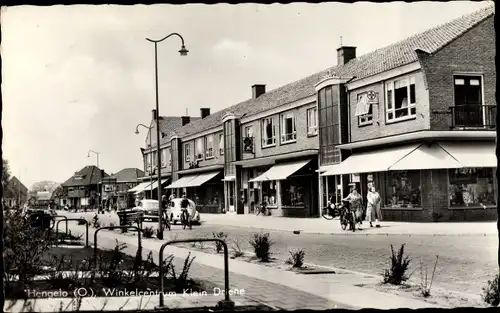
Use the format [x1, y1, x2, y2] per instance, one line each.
[180, 209, 192, 230]
[321, 201, 341, 220]
[255, 204, 270, 216]
[338, 201, 356, 232]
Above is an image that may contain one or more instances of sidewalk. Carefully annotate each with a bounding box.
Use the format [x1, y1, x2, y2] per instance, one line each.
[200, 213, 498, 236]
[67, 224, 438, 310]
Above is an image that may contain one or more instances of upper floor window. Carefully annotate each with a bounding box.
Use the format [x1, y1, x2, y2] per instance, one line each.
[244, 126, 253, 138]
[219, 133, 224, 155]
[280, 111, 297, 143]
[205, 134, 214, 159]
[386, 75, 416, 122]
[261, 117, 276, 147]
[307, 107, 318, 136]
[184, 143, 191, 163]
[168, 148, 172, 167]
[356, 93, 373, 126]
[161, 148, 167, 168]
[151, 151, 157, 169]
[195, 138, 204, 160]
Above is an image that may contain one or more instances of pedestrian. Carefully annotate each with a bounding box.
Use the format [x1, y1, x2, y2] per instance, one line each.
[343, 186, 364, 230]
[366, 185, 382, 228]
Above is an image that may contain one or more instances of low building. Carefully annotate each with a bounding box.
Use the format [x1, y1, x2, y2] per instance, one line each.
[3, 176, 29, 208]
[61, 166, 108, 209]
[102, 168, 145, 209]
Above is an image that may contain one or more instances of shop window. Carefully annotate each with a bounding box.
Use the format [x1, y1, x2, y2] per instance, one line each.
[195, 138, 204, 160]
[448, 168, 495, 207]
[282, 180, 305, 206]
[262, 181, 277, 206]
[307, 107, 318, 136]
[261, 117, 276, 147]
[280, 111, 297, 143]
[385, 170, 421, 208]
[205, 134, 214, 159]
[386, 76, 416, 122]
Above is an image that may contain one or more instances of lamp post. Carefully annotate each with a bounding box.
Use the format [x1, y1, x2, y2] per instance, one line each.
[136, 123, 154, 199]
[146, 33, 188, 240]
[87, 149, 100, 211]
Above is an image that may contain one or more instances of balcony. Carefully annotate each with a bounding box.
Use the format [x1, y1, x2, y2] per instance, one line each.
[450, 105, 496, 129]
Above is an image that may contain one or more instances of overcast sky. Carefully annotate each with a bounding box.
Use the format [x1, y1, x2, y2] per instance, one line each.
[2, 1, 492, 189]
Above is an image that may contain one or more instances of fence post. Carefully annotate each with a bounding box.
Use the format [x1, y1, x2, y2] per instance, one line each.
[53, 215, 68, 234]
[55, 218, 90, 247]
[93, 225, 142, 267]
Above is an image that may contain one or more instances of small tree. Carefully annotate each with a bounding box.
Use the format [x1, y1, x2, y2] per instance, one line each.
[382, 244, 412, 285]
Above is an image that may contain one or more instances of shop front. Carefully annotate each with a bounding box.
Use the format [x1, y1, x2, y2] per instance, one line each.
[165, 168, 224, 213]
[320, 140, 497, 222]
[245, 157, 319, 217]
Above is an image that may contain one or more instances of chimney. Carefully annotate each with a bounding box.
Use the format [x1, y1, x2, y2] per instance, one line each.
[200, 108, 210, 119]
[181, 116, 190, 126]
[336, 46, 356, 66]
[252, 84, 266, 99]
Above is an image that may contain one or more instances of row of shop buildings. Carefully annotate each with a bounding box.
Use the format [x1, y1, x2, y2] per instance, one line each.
[133, 5, 497, 221]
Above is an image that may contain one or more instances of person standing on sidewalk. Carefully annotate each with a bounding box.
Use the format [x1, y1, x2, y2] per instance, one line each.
[343, 187, 364, 230]
[366, 186, 382, 228]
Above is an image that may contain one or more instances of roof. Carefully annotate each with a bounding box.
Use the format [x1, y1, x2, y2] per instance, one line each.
[37, 191, 52, 201]
[168, 4, 494, 139]
[145, 116, 201, 146]
[110, 168, 145, 183]
[62, 165, 109, 187]
[4, 176, 29, 198]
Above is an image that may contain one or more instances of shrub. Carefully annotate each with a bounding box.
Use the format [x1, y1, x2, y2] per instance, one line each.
[286, 249, 305, 268]
[419, 255, 439, 298]
[98, 240, 127, 287]
[4, 207, 55, 296]
[382, 244, 412, 285]
[91, 214, 100, 228]
[162, 252, 196, 293]
[155, 228, 162, 238]
[212, 232, 228, 253]
[143, 226, 154, 238]
[482, 273, 500, 307]
[231, 238, 245, 258]
[249, 232, 274, 262]
[77, 218, 86, 225]
[109, 222, 115, 230]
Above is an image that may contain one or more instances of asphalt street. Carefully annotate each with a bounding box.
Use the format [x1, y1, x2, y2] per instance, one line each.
[64, 211, 498, 297]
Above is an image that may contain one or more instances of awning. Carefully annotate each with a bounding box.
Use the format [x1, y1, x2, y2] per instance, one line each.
[128, 181, 152, 193]
[165, 175, 198, 189]
[148, 179, 170, 191]
[389, 143, 462, 170]
[249, 159, 311, 182]
[321, 144, 420, 176]
[439, 141, 497, 168]
[184, 171, 221, 188]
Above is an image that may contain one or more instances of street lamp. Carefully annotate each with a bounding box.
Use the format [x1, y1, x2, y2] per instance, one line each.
[136, 123, 154, 199]
[87, 149, 100, 211]
[146, 32, 188, 240]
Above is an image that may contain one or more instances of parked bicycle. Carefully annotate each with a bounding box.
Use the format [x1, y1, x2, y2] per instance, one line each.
[255, 202, 271, 216]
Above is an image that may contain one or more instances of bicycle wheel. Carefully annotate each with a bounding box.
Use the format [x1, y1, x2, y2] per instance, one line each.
[350, 212, 356, 232]
[322, 207, 335, 220]
[340, 211, 348, 230]
[255, 206, 261, 215]
[181, 211, 188, 230]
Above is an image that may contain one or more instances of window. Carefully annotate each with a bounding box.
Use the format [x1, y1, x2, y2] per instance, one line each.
[168, 148, 172, 167]
[386, 76, 416, 122]
[261, 117, 276, 147]
[453, 75, 484, 127]
[280, 111, 297, 143]
[195, 138, 204, 160]
[281, 180, 305, 206]
[385, 170, 421, 208]
[205, 134, 214, 159]
[356, 93, 373, 126]
[307, 108, 318, 135]
[146, 153, 152, 172]
[219, 133, 224, 155]
[161, 148, 167, 168]
[449, 168, 495, 207]
[152, 151, 158, 169]
[184, 143, 190, 162]
[244, 126, 253, 138]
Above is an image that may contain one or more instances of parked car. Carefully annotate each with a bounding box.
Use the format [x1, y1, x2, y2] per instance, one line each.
[128, 199, 160, 222]
[167, 198, 201, 225]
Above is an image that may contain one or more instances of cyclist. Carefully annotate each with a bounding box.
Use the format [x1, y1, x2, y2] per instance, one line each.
[180, 193, 196, 229]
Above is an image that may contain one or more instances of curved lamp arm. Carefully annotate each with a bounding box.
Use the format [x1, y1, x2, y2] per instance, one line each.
[146, 33, 188, 55]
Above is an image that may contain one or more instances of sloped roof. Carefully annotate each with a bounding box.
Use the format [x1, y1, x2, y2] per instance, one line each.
[145, 116, 201, 146]
[5, 176, 29, 197]
[169, 4, 494, 139]
[110, 168, 145, 183]
[62, 165, 109, 187]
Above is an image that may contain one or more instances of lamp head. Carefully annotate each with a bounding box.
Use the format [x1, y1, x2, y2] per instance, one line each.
[179, 45, 189, 56]
[135, 130, 140, 135]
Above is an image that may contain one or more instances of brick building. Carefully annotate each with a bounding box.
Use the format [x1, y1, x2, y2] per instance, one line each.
[138, 5, 496, 221]
[61, 165, 108, 209]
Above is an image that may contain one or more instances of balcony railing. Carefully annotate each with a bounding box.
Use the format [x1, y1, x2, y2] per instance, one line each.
[450, 104, 496, 129]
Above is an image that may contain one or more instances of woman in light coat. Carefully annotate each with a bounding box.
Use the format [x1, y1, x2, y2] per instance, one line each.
[366, 186, 382, 228]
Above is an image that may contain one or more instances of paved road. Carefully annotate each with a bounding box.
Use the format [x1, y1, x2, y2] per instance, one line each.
[64, 211, 498, 297]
